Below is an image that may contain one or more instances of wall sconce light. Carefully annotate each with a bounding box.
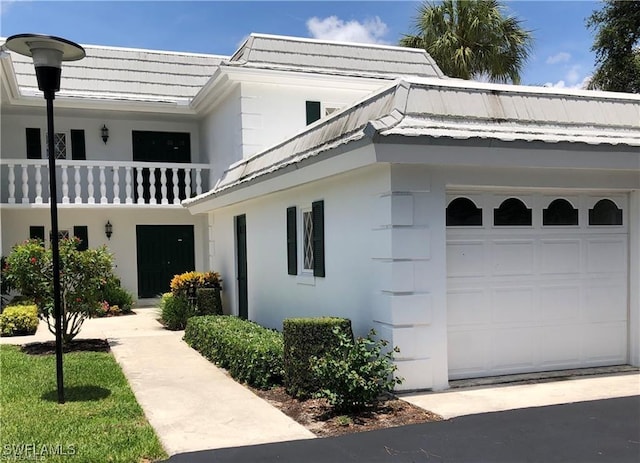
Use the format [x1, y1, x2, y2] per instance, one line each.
[105, 221, 113, 240]
[101, 124, 109, 144]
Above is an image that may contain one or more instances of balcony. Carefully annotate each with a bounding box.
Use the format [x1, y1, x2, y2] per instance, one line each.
[0, 159, 210, 206]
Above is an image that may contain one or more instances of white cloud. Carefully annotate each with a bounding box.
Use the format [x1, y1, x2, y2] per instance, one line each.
[546, 52, 571, 65]
[306, 16, 389, 45]
[544, 75, 592, 90]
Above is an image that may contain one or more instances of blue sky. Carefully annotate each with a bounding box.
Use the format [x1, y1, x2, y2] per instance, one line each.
[1, 1, 601, 88]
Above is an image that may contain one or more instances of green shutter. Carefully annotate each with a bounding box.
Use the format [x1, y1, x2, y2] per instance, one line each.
[306, 101, 321, 125]
[73, 226, 89, 251]
[312, 200, 325, 277]
[287, 206, 297, 275]
[26, 128, 42, 159]
[71, 130, 86, 160]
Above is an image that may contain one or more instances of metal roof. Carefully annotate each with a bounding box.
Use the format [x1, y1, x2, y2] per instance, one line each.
[1, 40, 227, 104]
[227, 33, 444, 79]
[185, 77, 640, 205]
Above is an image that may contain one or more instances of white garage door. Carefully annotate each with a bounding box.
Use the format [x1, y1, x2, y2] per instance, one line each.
[446, 192, 628, 380]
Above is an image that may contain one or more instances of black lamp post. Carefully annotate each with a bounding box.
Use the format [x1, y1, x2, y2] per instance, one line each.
[4, 34, 85, 404]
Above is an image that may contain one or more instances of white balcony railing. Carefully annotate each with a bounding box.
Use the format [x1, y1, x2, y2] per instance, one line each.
[1, 159, 210, 206]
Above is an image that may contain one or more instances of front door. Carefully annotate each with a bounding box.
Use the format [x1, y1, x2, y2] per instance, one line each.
[132, 131, 191, 203]
[235, 215, 248, 319]
[136, 225, 195, 298]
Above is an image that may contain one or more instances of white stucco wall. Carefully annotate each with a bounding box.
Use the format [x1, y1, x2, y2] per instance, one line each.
[1, 207, 207, 299]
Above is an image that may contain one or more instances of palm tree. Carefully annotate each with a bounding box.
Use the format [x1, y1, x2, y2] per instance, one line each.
[400, 0, 533, 84]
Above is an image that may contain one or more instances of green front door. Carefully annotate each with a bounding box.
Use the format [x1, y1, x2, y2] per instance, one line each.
[136, 225, 195, 298]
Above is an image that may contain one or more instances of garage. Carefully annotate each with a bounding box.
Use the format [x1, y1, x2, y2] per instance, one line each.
[446, 191, 629, 380]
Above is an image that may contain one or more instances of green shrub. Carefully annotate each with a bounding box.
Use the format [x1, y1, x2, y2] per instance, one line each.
[311, 328, 403, 413]
[100, 277, 134, 314]
[0, 304, 39, 336]
[283, 317, 352, 398]
[184, 315, 283, 389]
[160, 292, 195, 330]
[195, 288, 222, 315]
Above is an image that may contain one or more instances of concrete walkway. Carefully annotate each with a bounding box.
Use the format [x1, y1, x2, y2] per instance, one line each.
[0, 309, 315, 455]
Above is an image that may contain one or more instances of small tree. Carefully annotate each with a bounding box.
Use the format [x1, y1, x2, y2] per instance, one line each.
[4, 238, 114, 343]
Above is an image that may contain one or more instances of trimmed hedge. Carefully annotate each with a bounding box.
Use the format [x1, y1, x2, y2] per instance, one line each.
[0, 304, 39, 336]
[195, 288, 222, 315]
[184, 316, 284, 389]
[160, 292, 195, 331]
[283, 317, 352, 398]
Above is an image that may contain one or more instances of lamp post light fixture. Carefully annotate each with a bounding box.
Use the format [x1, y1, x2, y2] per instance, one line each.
[4, 34, 85, 405]
[105, 221, 113, 240]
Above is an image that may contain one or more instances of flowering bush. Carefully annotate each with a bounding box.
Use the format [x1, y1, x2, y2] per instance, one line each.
[170, 271, 222, 297]
[3, 238, 115, 343]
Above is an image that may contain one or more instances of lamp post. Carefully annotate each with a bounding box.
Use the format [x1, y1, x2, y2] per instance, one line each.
[4, 34, 85, 404]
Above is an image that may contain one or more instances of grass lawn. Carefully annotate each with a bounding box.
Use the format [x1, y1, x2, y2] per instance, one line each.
[0, 345, 167, 463]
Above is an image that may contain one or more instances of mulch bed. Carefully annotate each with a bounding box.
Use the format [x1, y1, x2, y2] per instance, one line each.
[252, 385, 442, 437]
[21, 339, 110, 355]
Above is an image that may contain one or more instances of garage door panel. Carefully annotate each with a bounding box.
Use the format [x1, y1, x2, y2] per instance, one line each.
[539, 285, 580, 321]
[540, 240, 581, 275]
[491, 329, 535, 371]
[447, 289, 488, 326]
[537, 325, 580, 366]
[581, 323, 627, 363]
[586, 239, 627, 274]
[491, 240, 535, 276]
[447, 241, 485, 277]
[584, 284, 627, 322]
[491, 286, 534, 323]
[448, 330, 489, 376]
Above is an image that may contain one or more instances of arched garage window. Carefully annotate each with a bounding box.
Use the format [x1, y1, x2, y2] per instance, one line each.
[446, 198, 482, 226]
[494, 198, 532, 226]
[543, 199, 578, 226]
[589, 199, 623, 225]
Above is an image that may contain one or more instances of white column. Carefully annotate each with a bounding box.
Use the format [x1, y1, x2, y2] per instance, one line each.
[113, 167, 120, 204]
[7, 164, 15, 204]
[87, 166, 95, 204]
[136, 168, 144, 204]
[125, 167, 133, 204]
[629, 190, 640, 367]
[21, 164, 29, 204]
[99, 166, 108, 204]
[61, 165, 69, 204]
[74, 165, 82, 204]
[172, 168, 180, 205]
[35, 165, 43, 204]
[160, 167, 168, 205]
[195, 168, 202, 195]
[149, 168, 157, 205]
[184, 168, 192, 199]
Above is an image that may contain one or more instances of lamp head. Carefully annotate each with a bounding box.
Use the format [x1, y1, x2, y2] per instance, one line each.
[4, 34, 85, 97]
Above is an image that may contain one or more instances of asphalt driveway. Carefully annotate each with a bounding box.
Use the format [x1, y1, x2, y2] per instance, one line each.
[165, 396, 640, 463]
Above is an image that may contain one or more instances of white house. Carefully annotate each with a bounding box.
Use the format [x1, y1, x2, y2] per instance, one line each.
[2, 34, 639, 390]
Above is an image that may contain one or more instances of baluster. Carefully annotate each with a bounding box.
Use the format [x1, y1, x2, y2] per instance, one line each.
[149, 167, 157, 204]
[7, 164, 15, 204]
[172, 168, 180, 204]
[21, 164, 29, 204]
[113, 167, 120, 204]
[99, 166, 107, 204]
[195, 168, 203, 195]
[136, 168, 144, 204]
[125, 167, 133, 204]
[74, 166, 82, 204]
[87, 166, 95, 204]
[35, 165, 43, 204]
[184, 168, 192, 199]
[160, 167, 168, 205]
[61, 165, 69, 204]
